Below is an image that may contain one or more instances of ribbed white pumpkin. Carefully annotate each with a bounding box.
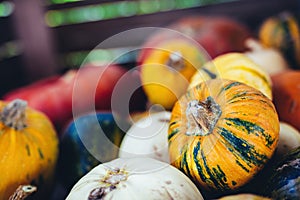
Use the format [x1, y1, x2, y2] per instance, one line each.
[119, 111, 171, 163]
[66, 157, 203, 200]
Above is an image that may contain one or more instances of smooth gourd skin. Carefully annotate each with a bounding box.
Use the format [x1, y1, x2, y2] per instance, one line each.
[0, 101, 59, 199]
[66, 157, 204, 200]
[189, 53, 272, 100]
[265, 147, 300, 200]
[58, 112, 126, 190]
[141, 39, 208, 109]
[168, 79, 279, 192]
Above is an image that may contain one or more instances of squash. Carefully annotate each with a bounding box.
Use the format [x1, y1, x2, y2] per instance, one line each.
[3, 64, 127, 131]
[259, 12, 300, 68]
[66, 157, 204, 200]
[140, 38, 209, 109]
[271, 70, 300, 131]
[168, 79, 279, 192]
[189, 53, 272, 99]
[138, 16, 251, 63]
[58, 112, 126, 190]
[119, 111, 171, 163]
[244, 38, 290, 75]
[0, 99, 59, 199]
[265, 146, 300, 199]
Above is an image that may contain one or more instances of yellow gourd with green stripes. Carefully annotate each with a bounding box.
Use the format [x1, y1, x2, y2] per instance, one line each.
[189, 53, 272, 99]
[168, 79, 279, 192]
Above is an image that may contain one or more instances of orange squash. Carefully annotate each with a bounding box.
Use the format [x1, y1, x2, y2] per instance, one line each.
[0, 99, 59, 199]
[271, 70, 300, 131]
[168, 79, 279, 192]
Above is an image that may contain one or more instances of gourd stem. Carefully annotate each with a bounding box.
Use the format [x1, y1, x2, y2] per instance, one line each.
[167, 51, 184, 71]
[89, 168, 128, 200]
[9, 185, 37, 200]
[186, 96, 222, 136]
[0, 99, 27, 130]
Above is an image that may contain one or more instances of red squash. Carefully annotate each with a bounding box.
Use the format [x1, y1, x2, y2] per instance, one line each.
[3, 64, 127, 132]
[138, 15, 251, 64]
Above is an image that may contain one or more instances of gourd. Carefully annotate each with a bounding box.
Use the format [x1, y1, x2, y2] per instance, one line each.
[168, 79, 279, 192]
[0, 99, 59, 200]
[244, 38, 290, 75]
[66, 157, 204, 200]
[276, 122, 300, 160]
[58, 112, 126, 189]
[140, 38, 208, 109]
[259, 12, 300, 68]
[119, 111, 171, 163]
[271, 70, 300, 131]
[189, 53, 272, 99]
[265, 146, 300, 199]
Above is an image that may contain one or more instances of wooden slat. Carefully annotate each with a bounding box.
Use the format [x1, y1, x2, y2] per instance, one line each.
[52, 0, 298, 53]
[46, 0, 125, 10]
[11, 0, 61, 82]
[0, 16, 14, 44]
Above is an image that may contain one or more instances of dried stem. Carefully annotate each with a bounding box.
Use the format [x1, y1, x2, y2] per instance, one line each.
[9, 185, 37, 200]
[0, 99, 27, 130]
[186, 96, 222, 136]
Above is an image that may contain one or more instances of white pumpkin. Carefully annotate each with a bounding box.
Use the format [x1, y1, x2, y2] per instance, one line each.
[244, 38, 289, 75]
[276, 122, 300, 158]
[66, 157, 203, 200]
[119, 111, 171, 163]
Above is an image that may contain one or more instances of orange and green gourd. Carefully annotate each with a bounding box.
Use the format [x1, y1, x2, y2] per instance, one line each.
[168, 79, 279, 192]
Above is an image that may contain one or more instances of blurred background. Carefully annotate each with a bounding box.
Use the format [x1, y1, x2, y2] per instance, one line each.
[0, 0, 298, 96]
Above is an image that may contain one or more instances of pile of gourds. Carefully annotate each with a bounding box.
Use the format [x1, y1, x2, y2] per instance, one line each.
[1, 11, 300, 200]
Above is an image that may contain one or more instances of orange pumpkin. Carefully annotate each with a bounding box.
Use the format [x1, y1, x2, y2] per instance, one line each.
[168, 79, 279, 192]
[271, 70, 300, 131]
[0, 99, 59, 199]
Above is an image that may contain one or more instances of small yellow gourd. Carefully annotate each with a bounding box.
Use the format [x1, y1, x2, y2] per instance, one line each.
[0, 99, 59, 199]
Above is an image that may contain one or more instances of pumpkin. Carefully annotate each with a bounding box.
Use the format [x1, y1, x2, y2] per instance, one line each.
[0, 99, 59, 199]
[244, 38, 290, 75]
[168, 79, 279, 192]
[140, 38, 209, 109]
[138, 16, 251, 63]
[259, 12, 300, 68]
[265, 146, 300, 199]
[58, 112, 126, 190]
[119, 111, 171, 163]
[66, 157, 204, 200]
[189, 53, 272, 99]
[271, 70, 300, 131]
